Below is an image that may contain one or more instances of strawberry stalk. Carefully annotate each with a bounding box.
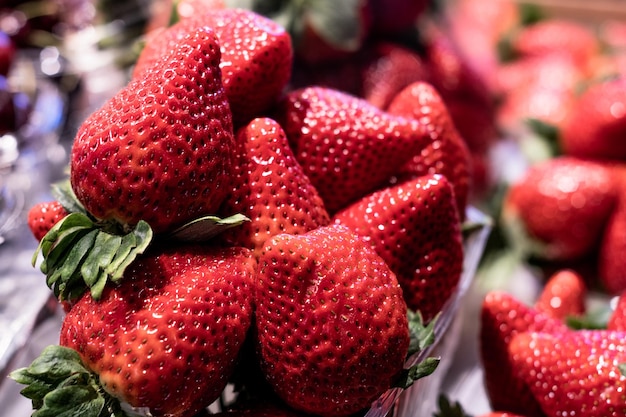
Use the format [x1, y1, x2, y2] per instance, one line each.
[9, 345, 129, 417]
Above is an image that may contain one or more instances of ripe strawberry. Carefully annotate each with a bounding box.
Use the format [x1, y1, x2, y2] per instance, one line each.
[607, 291, 626, 331]
[333, 174, 463, 322]
[134, 8, 293, 126]
[598, 171, 626, 294]
[71, 23, 234, 235]
[480, 291, 568, 416]
[275, 86, 431, 213]
[11, 244, 256, 417]
[27, 200, 68, 241]
[501, 156, 618, 261]
[255, 224, 410, 416]
[217, 117, 330, 257]
[360, 41, 429, 110]
[386, 81, 472, 217]
[560, 77, 626, 161]
[496, 55, 582, 133]
[509, 19, 599, 76]
[534, 269, 586, 321]
[508, 330, 626, 417]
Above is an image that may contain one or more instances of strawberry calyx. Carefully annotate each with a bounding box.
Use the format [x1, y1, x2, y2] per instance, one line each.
[32, 212, 153, 303]
[393, 309, 440, 389]
[33, 179, 248, 303]
[9, 345, 129, 417]
[433, 394, 472, 417]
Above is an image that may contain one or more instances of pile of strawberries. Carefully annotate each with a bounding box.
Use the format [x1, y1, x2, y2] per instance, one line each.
[12, 3, 476, 417]
[438, 1, 626, 416]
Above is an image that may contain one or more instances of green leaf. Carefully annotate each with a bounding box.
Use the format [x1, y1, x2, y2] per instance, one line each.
[566, 305, 612, 330]
[433, 394, 472, 417]
[619, 363, 626, 377]
[168, 213, 249, 242]
[9, 345, 127, 417]
[407, 310, 437, 357]
[32, 213, 154, 302]
[393, 357, 440, 389]
[47, 230, 98, 288]
[108, 220, 153, 285]
[306, 0, 364, 51]
[81, 233, 123, 287]
[50, 179, 88, 216]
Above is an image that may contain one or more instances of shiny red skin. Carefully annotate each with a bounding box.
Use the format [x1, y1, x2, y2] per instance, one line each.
[480, 291, 569, 417]
[502, 157, 618, 261]
[60, 245, 256, 417]
[509, 330, 626, 417]
[27, 200, 68, 241]
[135, 8, 292, 126]
[71, 24, 234, 234]
[255, 224, 410, 416]
[333, 174, 463, 322]
[534, 269, 586, 321]
[276, 86, 431, 214]
[386, 81, 472, 218]
[217, 117, 330, 257]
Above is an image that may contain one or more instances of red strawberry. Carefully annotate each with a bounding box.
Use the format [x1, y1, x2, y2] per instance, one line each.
[509, 19, 599, 76]
[333, 174, 463, 322]
[560, 77, 626, 161]
[480, 291, 568, 416]
[71, 23, 234, 235]
[275, 86, 431, 213]
[534, 269, 586, 321]
[255, 224, 410, 416]
[134, 8, 293, 126]
[496, 55, 583, 133]
[502, 156, 618, 261]
[386, 81, 472, 217]
[11, 244, 256, 417]
[608, 292, 626, 331]
[27, 200, 68, 241]
[360, 41, 429, 110]
[217, 117, 330, 257]
[598, 170, 626, 294]
[508, 330, 626, 417]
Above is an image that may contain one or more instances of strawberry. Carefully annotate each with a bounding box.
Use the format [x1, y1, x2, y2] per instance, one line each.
[217, 117, 330, 257]
[72, 23, 234, 235]
[534, 269, 586, 321]
[608, 291, 626, 331]
[134, 8, 293, 126]
[360, 41, 429, 110]
[496, 55, 583, 133]
[255, 224, 410, 416]
[333, 174, 463, 322]
[12, 244, 257, 417]
[386, 81, 472, 217]
[560, 77, 626, 162]
[508, 330, 626, 417]
[275, 86, 431, 213]
[27, 200, 68, 241]
[480, 291, 568, 416]
[501, 156, 618, 261]
[598, 170, 626, 294]
[509, 19, 599, 76]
